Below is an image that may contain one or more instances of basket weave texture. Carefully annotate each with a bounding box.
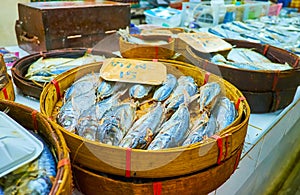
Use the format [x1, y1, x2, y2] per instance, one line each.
[40, 59, 250, 181]
[0, 100, 72, 195]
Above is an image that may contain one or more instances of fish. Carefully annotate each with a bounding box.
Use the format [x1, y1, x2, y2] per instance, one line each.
[198, 82, 221, 113]
[95, 102, 136, 146]
[63, 73, 100, 103]
[164, 76, 198, 111]
[119, 102, 165, 149]
[182, 114, 217, 146]
[211, 96, 237, 133]
[153, 74, 177, 101]
[25, 54, 105, 82]
[0, 132, 56, 195]
[129, 84, 153, 99]
[227, 48, 272, 64]
[75, 91, 123, 141]
[96, 80, 128, 100]
[147, 104, 190, 150]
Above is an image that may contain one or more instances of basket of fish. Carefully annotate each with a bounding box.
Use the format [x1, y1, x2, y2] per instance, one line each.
[0, 54, 15, 101]
[40, 57, 250, 182]
[11, 48, 116, 99]
[0, 100, 72, 195]
[184, 36, 300, 113]
[118, 28, 175, 59]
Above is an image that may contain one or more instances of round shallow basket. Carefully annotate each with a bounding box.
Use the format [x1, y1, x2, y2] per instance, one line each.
[0, 75, 15, 101]
[185, 39, 300, 113]
[11, 48, 117, 99]
[40, 59, 250, 179]
[0, 100, 72, 195]
[119, 35, 175, 59]
[73, 144, 243, 195]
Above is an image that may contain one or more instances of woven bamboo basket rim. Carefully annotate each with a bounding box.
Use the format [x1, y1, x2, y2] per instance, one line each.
[40, 59, 250, 178]
[73, 144, 243, 195]
[0, 75, 15, 101]
[0, 100, 72, 195]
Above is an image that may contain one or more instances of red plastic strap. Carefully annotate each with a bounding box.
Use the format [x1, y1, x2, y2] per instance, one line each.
[2, 87, 8, 100]
[211, 135, 223, 164]
[125, 148, 132, 178]
[274, 91, 281, 111]
[224, 134, 230, 160]
[153, 182, 162, 195]
[233, 149, 242, 172]
[31, 110, 38, 131]
[293, 57, 299, 68]
[263, 45, 270, 56]
[57, 158, 70, 169]
[204, 72, 210, 85]
[86, 48, 93, 54]
[235, 96, 246, 110]
[152, 59, 158, 62]
[51, 79, 61, 99]
[155, 46, 159, 59]
[272, 71, 280, 91]
[203, 60, 208, 70]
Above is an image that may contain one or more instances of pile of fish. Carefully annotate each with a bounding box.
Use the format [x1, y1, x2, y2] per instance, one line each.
[25, 54, 106, 83]
[198, 16, 300, 56]
[0, 132, 57, 195]
[56, 72, 237, 150]
[211, 48, 292, 71]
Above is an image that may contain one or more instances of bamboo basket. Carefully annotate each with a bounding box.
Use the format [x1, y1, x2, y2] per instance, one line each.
[0, 75, 15, 101]
[40, 59, 250, 179]
[11, 48, 117, 99]
[73, 144, 243, 195]
[185, 39, 300, 113]
[0, 100, 72, 195]
[119, 35, 175, 59]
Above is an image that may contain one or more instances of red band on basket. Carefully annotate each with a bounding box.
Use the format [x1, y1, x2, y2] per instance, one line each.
[233, 149, 242, 172]
[204, 72, 210, 85]
[212, 135, 223, 164]
[272, 71, 280, 91]
[86, 48, 93, 54]
[203, 60, 208, 70]
[51, 79, 61, 99]
[274, 91, 281, 111]
[125, 148, 132, 178]
[153, 182, 162, 195]
[235, 96, 246, 110]
[263, 45, 270, 56]
[2, 87, 8, 100]
[31, 110, 38, 131]
[224, 134, 230, 160]
[155, 46, 159, 59]
[152, 59, 158, 62]
[293, 57, 299, 68]
[57, 158, 70, 169]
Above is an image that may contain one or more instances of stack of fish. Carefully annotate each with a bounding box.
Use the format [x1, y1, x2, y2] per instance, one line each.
[198, 16, 300, 55]
[56, 73, 237, 150]
[0, 132, 57, 195]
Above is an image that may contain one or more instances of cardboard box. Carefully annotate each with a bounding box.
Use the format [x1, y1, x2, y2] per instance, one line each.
[15, 1, 131, 54]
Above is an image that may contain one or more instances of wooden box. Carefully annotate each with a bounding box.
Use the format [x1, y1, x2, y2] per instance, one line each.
[15, 1, 131, 54]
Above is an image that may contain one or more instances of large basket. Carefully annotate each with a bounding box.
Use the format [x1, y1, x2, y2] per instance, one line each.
[11, 48, 117, 99]
[185, 39, 300, 113]
[73, 144, 243, 195]
[40, 59, 250, 179]
[119, 35, 175, 59]
[0, 100, 72, 195]
[0, 75, 15, 101]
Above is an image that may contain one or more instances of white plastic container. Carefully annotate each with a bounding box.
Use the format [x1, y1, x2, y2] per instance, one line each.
[144, 7, 182, 27]
[0, 111, 43, 177]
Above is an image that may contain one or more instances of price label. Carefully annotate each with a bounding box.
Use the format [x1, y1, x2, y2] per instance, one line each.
[100, 58, 167, 85]
[178, 32, 232, 53]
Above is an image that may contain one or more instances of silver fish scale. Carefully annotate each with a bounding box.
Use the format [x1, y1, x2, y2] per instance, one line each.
[119, 103, 164, 149]
[147, 105, 190, 150]
[96, 103, 136, 146]
[153, 74, 177, 101]
[129, 84, 153, 99]
[198, 82, 221, 112]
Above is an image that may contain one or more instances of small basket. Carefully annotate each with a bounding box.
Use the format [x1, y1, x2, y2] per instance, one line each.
[40, 59, 250, 179]
[119, 35, 175, 59]
[0, 100, 72, 195]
